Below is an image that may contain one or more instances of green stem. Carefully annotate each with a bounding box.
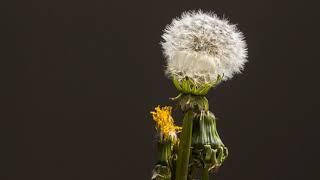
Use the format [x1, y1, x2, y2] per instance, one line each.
[175, 111, 194, 180]
[158, 140, 171, 165]
[202, 167, 209, 180]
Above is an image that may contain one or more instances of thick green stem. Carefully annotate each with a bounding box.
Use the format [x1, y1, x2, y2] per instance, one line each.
[175, 111, 194, 180]
[202, 167, 209, 180]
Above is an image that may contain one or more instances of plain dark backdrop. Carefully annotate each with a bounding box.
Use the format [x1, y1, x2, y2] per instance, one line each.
[1, 0, 320, 179]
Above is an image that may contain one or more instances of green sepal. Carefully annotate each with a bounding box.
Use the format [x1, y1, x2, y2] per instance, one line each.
[172, 75, 223, 96]
[190, 111, 228, 172]
[152, 137, 178, 180]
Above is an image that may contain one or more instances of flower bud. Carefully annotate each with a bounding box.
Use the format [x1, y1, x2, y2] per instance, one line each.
[191, 111, 228, 171]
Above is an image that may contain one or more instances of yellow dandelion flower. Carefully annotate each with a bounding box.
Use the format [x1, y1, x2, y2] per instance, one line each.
[150, 106, 182, 139]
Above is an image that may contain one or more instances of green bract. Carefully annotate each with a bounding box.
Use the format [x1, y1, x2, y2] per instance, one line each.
[191, 112, 228, 171]
[152, 138, 178, 180]
[172, 75, 223, 96]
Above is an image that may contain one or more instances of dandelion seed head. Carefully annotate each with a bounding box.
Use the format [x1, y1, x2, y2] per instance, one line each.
[161, 10, 248, 84]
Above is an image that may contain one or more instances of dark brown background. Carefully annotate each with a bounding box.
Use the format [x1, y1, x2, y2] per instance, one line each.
[1, 0, 320, 179]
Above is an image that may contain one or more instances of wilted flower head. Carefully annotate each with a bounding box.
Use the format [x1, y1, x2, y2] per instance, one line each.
[150, 106, 182, 140]
[161, 10, 247, 84]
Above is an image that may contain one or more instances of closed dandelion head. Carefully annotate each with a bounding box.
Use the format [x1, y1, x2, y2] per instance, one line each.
[161, 10, 248, 85]
[150, 106, 182, 141]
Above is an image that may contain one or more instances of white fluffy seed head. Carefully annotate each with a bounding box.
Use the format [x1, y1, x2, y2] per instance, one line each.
[161, 10, 248, 84]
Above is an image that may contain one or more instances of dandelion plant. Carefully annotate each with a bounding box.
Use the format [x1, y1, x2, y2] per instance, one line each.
[150, 10, 247, 180]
